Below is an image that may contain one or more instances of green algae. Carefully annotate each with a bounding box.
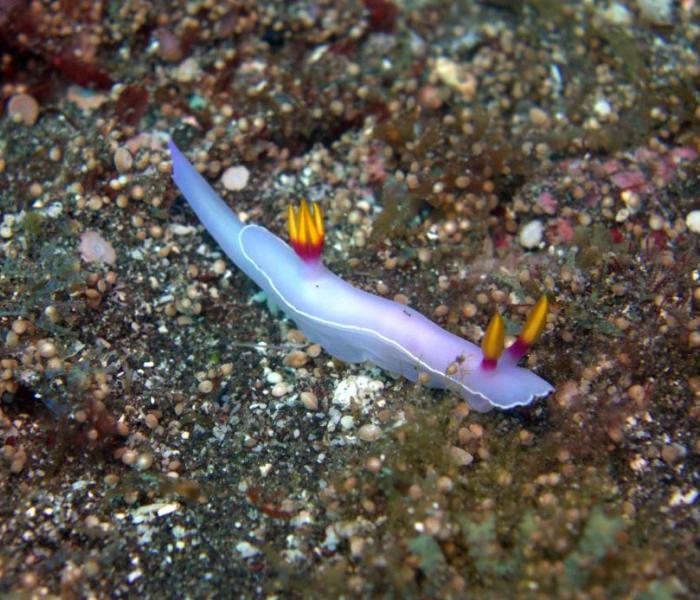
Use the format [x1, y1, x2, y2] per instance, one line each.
[564, 507, 624, 588]
[0, 245, 83, 330]
[22, 210, 46, 250]
[408, 534, 446, 574]
[528, 0, 565, 20]
[459, 512, 530, 579]
[371, 179, 424, 241]
[597, 25, 650, 86]
[636, 580, 680, 600]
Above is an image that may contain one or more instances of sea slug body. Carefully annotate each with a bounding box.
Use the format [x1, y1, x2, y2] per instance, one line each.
[169, 140, 554, 412]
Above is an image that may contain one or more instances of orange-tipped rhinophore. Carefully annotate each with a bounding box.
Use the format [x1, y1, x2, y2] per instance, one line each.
[288, 199, 325, 262]
[506, 295, 549, 362]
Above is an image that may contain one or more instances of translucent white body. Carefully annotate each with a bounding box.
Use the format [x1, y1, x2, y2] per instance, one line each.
[170, 141, 553, 411]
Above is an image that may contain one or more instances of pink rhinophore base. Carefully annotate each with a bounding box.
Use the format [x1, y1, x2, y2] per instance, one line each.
[291, 240, 324, 263]
[507, 338, 529, 363]
[481, 358, 498, 371]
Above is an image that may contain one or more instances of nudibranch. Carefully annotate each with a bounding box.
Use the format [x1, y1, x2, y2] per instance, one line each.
[169, 140, 554, 412]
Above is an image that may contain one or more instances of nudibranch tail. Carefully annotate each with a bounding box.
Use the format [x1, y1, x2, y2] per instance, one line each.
[288, 199, 325, 262]
[169, 140, 246, 265]
[504, 295, 549, 364]
[480, 312, 505, 370]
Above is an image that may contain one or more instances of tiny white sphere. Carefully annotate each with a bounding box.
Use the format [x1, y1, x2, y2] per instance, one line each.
[266, 371, 282, 384]
[593, 98, 612, 118]
[686, 210, 700, 234]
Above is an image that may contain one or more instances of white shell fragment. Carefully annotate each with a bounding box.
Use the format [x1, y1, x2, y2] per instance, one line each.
[686, 210, 700, 234]
[222, 165, 250, 191]
[519, 220, 544, 249]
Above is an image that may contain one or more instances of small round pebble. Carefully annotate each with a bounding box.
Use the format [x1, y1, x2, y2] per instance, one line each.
[661, 444, 685, 464]
[300, 391, 318, 411]
[84, 559, 100, 577]
[594, 98, 612, 118]
[212, 259, 227, 275]
[271, 382, 289, 397]
[121, 449, 137, 465]
[437, 476, 454, 492]
[7, 93, 39, 126]
[197, 380, 214, 394]
[104, 473, 120, 486]
[266, 371, 283, 384]
[627, 384, 645, 402]
[85, 515, 100, 529]
[529, 106, 550, 128]
[174, 57, 201, 82]
[37, 340, 57, 359]
[519, 220, 544, 249]
[340, 415, 355, 430]
[689, 331, 700, 348]
[357, 424, 381, 442]
[365, 456, 382, 473]
[135, 452, 153, 471]
[156, 28, 183, 62]
[686, 210, 700, 234]
[283, 350, 308, 368]
[12, 319, 28, 335]
[221, 165, 250, 191]
[450, 446, 474, 466]
[10, 450, 27, 473]
[20, 571, 38, 588]
[6, 330, 18, 347]
[114, 146, 133, 173]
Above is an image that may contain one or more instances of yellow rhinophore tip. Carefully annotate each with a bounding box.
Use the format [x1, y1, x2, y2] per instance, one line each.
[482, 312, 505, 362]
[520, 295, 549, 345]
[288, 198, 325, 261]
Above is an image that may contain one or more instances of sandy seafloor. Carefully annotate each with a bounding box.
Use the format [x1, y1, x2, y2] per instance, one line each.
[1, 1, 699, 598]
